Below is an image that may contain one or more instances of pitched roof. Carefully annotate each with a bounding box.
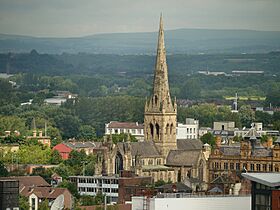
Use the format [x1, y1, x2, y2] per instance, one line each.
[0, 176, 50, 189]
[166, 150, 201, 166]
[64, 141, 101, 149]
[243, 127, 260, 139]
[242, 173, 280, 187]
[156, 182, 192, 193]
[177, 139, 203, 150]
[21, 186, 70, 199]
[118, 141, 161, 157]
[107, 121, 144, 129]
[220, 146, 240, 156]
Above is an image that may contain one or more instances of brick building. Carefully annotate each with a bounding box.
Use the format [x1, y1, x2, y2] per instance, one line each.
[208, 127, 280, 193]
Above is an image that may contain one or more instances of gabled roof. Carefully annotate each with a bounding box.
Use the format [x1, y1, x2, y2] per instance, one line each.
[177, 139, 203, 150]
[166, 150, 201, 167]
[130, 141, 161, 157]
[156, 182, 192, 193]
[0, 176, 50, 189]
[107, 121, 144, 129]
[21, 186, 70, 199]
[243, 127, 260, 139]
[64, 141, 101, 149]
[242, 173, 280, 187]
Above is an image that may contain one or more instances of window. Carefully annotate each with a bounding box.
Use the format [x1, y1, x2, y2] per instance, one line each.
[230, 163, 234, 170]
[256, 164, 261, 171]
[132, 129, 136, 134]
[224, 163, 228, 170]
[187, 128, 189, 133]
[250, 164, 255, 171]
[190, 128, 192, 134]
[243, 163, 247, 170]
[263, 164, 267, 171]
[148, 159, 153, 165]
[32, 198, 36, 210]
[115, 129, 118, 134]
[269, 164, 273, 172]
[236, 163, 240, 171]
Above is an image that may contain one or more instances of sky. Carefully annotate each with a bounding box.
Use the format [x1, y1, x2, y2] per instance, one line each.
[0, 0, 280, 37]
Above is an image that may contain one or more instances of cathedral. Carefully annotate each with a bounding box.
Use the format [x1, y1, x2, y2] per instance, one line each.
[95, 16, 208, 189]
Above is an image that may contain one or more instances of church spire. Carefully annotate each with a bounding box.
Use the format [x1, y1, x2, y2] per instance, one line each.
[144, 15, 177, 157]
[152, 14, 172, 109]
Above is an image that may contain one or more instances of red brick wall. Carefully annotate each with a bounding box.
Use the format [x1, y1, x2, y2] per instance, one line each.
[272, 190, 280, 210]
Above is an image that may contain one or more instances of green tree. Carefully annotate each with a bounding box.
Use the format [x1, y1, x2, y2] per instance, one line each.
[200, 132, 215, 146]
[78, 125, 96, 140]
[50, 149, 63, 164]
[19, 195, 30, 210]
[0, 161, 8, 176]
[0, 116, 26, 136]
[79, 195, 96, 206]
[58, 180, 79, 198]
[181, 78, 201, 99]
[239, 105, 255, 127]
[38, 199, 49, 210]
[54, 115, 81, 139]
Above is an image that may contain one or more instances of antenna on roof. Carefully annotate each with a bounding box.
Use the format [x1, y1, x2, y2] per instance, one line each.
[50, 194, 64, 210]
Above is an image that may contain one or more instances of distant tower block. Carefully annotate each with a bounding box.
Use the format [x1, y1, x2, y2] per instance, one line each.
[231, 92, 238, 113]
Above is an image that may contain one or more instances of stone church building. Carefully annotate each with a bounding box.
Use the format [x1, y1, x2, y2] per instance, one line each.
[95, 16, 208, 189]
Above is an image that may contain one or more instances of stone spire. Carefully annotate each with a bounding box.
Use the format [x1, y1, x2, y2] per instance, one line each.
[150, 14, 173, 112]
[144, 15, 177, 157]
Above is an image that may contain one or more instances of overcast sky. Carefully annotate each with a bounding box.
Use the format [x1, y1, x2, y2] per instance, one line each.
[0, 0, 280, 37]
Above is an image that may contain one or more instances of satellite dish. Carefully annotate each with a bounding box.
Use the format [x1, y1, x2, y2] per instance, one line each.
[50, 194, 64, 210]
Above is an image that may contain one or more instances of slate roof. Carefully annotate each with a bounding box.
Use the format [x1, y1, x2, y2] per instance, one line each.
[21, 186, 70, 199]
[177, 139, 203, 150]
[219, 144, 271, 157]
[64, 141, 101, 149]
[220, 146, 240, 156]
[118, 141, 161, 157]
[0, 176, 50, 190]
[166, 150, 201, 166]
[156, 182, 192, 193]
[107, 121, 144, 129]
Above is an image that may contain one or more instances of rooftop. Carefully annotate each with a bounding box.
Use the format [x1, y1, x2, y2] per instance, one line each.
[242, 173, 280, 187]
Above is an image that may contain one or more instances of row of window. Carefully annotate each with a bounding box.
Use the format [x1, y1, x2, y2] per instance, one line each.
[186, 128, 196, 134]
[107, 128, 143, 135]
[78, 187, 118, 193]
[78, 178, 118, 184]
[212, 162, 279, 172]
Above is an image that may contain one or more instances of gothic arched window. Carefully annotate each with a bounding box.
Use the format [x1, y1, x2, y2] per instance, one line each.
[166, 124, 169, 135]
[170, 123, 173, 135]
[156, 123, 160, 139]
[150, 123, 154, 138]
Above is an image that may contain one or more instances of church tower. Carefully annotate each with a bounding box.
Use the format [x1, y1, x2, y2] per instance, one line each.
[144, 15, 177, 158]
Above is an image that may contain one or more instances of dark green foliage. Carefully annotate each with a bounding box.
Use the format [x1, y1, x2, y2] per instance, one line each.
[200, 133, 215, 146]
[50, 150, 63, 164]
[31, 167, 53, 184]
[19, 195, 29, 210]
[58, 180, 80, 198]
[0, 161, 8, 176]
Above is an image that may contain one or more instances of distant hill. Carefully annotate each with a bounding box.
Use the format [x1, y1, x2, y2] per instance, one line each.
[0, 29, 280, 54]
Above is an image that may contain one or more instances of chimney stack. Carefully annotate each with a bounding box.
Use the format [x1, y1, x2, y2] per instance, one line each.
[33, 130, 37, 137]
[39, 130, 43, 137]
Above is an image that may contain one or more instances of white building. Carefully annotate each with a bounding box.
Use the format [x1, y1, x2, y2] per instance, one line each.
[198, 127, 212, 138]
[176, 118, 199, 139]
[69, 176, 119, 203]
[132, 195, 251, 210]
[105, 121, 144, 141]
